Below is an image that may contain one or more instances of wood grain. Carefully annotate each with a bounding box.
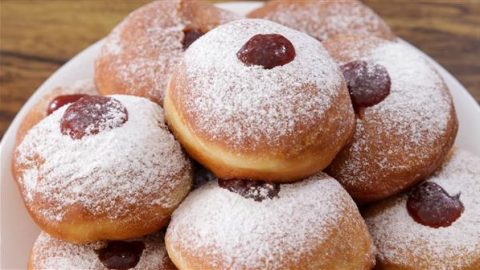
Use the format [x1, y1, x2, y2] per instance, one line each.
[1, 0, 479, 139]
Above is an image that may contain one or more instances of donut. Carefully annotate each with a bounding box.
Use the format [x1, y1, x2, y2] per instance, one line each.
[364, 149, 480, 269]
[95, 0, 240, 104]
[323, 35, 458, 203]
[13, 94, 192, 243]
[247, 0, 394, 41]
[165, 172, 375, 269]
[164, 19, 355, 182]
[15, 79, 97, 147]
[28, 231, 176, 270]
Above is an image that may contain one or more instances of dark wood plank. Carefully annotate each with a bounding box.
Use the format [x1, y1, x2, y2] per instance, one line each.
[1, 0, 479, 139]
[0, 0, 152, 139]
[365, 0, 480, 102]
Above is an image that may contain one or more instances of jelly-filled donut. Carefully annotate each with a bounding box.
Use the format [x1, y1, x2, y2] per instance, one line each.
[248, 0, 394, 41]
[166, 172, 375, 269]
[15, 80, 97, 148]
[28, 232, 176, 270]
[95, 0, 239, 104]
[164, 19, 355, 182]
[13, 95, 192, 243]
[364, 149, 480, 269]
[323, 35, 457, 203]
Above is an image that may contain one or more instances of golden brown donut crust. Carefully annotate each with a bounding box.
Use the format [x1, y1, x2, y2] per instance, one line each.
[13, 168, 190, 244]
[15, 80, 97, 148]
[167, 213, 375, 270]
[164, 19, 355, 182]
[13, 95, 192, 243]
[364, 149, 480, 269]
[95, 0, 239, 105]
[324, 35, 458, 203]
[247, 0, 394, 41]
[165, 75, 354, 182]
[28, 232, 177, 270]
[165, 173, 375, 269]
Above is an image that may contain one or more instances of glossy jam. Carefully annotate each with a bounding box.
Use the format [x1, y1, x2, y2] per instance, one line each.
[47, 94, 88, 115]
[237, 34, 296, 69]
[97, 241, 145, 270]
[60, 96, 128, 140]
[341, 60, 391, 111]
[218, 179, 280, 202]
[182, 29, 204, 50]
[407, 181, 464, 228]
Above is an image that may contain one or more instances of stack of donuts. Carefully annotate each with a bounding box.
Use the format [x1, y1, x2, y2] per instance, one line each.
[12, 0, 479, 269]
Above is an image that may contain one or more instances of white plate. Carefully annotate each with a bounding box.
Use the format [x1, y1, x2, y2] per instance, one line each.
[1, 2, 479, 269]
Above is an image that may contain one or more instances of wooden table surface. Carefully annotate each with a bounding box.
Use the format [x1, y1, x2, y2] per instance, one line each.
[1, 0, 479, 139]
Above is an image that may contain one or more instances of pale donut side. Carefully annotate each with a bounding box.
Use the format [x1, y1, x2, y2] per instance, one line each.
[13, 95, 192, 243]
[364, 149, 480, 269]
[165, 173, 375, 269]
[165, 19, 355, 182]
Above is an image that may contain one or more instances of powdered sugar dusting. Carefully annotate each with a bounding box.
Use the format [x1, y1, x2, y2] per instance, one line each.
[167, 173, 357, 269]
[98, 0, 240, 103]
[15, 95, 191, 221]
[371, 43, 451, 144]
[246, 183, 276, 199]
[100, 1, 184, 102]
[332, 39, 454, 186]
[31, 232, 173, 270]
[249, 0, 392, 40]
[83, 105, 125, 136]
[59, 79, 97, 95]
[180, 19, 342, 149]
[365, 149, 480, 269]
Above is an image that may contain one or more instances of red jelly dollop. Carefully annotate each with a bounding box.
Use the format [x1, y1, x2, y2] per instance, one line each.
[97, 241, 145, 270]
[407, 181, 464, 228]
[47, 94, 88, 115]
[60, 96, 128, 140]
[182, 29, 204, 50]
[218, 179, 280, 202]
[341, 60, 391, 111]
[237, 34, 296, 69]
